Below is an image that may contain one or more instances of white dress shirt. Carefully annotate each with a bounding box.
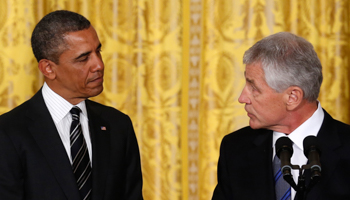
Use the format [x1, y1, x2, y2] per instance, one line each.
[272, 102, 324, 200]
[42, 82, 92, 164]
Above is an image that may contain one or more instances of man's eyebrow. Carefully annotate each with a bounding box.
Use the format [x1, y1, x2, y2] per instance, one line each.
[75, 51, 91, 61]
[246, 75, 260, 90]
[246, 77, 261, 92]
[97, 43, 102, 50]
[246, 77, 255, 84]
[244, 72, 255, 85]
[74, 43, 102, 61]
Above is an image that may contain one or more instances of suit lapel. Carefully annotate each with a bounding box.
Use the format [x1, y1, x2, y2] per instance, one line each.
[305, 110, 341, 199]
[86, 100, 111, 200]
[26, 91, 80, 199]
[247, 129, 275, 199]
[256, 129, 275, 198]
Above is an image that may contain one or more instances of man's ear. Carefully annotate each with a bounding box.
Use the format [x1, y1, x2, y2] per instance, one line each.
[284, 86, 303, 111]
[38, 59, 56, 80]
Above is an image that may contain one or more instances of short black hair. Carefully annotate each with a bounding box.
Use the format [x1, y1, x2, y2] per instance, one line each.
[31, 10, 91, 64]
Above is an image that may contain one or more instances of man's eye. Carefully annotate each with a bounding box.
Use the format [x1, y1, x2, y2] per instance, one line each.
[79, 56, 89, 62]
[251, 85, 259, 92]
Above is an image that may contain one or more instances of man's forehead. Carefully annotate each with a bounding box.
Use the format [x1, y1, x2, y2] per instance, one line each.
[244, 63, 268, 85]
[64, 28, 100, 47]
[245, 63, 264, 74]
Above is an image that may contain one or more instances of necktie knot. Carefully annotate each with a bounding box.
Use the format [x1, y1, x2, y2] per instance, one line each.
[70, 106, 81, 121]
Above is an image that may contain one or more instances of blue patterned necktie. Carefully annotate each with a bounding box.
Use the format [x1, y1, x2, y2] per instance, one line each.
[273, 155, 291, 200]
[70, 107, 92, 200]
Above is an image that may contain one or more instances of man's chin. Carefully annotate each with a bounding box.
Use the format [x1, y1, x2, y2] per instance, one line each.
[87, 86, 104, 98]
[249, 120, 262, 129]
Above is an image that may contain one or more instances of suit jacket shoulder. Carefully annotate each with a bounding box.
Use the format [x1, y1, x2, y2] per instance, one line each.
[212, 127, 275, 200]
[221, 126, 271, 152]
[84, 99, 144, 200]
[307, 109, 350, 200]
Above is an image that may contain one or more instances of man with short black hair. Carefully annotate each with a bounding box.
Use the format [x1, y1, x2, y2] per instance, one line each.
[0, 10, 143, 200]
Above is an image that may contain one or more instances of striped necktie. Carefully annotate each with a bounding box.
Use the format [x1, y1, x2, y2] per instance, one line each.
[273, 155, 291, 200]
[70, 107, 92, 200]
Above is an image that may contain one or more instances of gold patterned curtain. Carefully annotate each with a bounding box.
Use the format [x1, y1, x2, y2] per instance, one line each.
[0, 0, 349, 199]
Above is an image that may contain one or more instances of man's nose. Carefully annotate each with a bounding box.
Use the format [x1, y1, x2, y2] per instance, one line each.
[238, 86, 251, 104]
[91, 54, 104, 72]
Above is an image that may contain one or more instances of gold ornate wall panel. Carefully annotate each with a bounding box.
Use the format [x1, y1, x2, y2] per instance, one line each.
[0, 0, 349, 200]
[184, 0, 202, 199]
[305, 0, 350, 123]
[0, 0, 43, 114]
[93, 1, 184, 200]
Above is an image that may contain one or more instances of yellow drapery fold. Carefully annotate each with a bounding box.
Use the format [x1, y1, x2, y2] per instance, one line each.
[0, 0, 348, 199]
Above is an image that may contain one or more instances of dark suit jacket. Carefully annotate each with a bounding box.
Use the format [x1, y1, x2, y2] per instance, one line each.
[0, 90, 143, 200]
[212, 110, 350, 200]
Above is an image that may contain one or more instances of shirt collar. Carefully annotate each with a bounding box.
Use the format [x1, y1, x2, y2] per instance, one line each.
[273, 101, 324, 151]
[42, 82, 87, 124]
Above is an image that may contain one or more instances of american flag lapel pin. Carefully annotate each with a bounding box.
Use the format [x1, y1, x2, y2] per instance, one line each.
[101, 126, 107, 131]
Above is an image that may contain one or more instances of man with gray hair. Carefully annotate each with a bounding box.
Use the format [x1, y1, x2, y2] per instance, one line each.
[212, 32, 350, 200]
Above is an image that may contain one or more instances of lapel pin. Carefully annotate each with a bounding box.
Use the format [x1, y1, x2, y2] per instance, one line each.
[101, 126, 107, 130]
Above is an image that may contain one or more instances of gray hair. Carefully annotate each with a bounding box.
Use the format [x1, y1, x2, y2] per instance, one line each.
[31, 10, 91, 64]
[243, 32, 323, 102]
